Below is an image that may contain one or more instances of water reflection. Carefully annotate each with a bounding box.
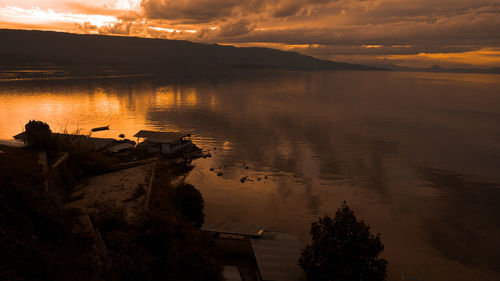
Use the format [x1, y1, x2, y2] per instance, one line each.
[418, 167, 500, 273]
[1, 71, 500, 281]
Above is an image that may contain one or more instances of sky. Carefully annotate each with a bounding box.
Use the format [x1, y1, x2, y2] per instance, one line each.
[0, 0, 499, 68]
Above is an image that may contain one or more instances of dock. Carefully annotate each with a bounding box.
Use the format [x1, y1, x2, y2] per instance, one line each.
[206, 225, 305, 281]
[250, 232, 305, 281]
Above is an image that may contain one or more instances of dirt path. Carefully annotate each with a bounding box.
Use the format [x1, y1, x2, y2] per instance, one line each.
[65, 163, 154, 220]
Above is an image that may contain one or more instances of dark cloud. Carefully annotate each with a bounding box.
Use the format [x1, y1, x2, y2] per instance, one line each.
[217, 4, 500, 56]
[140, 0, 337, 22]
[271, 0, 336, 17]
[141, 0, 247, 23]
[78, 0, 500, 66]
[218, 19, 254, 37]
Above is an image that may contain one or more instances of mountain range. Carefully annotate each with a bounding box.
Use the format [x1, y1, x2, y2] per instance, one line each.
[0, 29, 382, 73]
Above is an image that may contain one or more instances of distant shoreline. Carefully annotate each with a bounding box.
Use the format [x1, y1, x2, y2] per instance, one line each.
[0, 29, 384, 72]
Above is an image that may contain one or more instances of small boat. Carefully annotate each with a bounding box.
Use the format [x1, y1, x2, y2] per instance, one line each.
[91, 125, 110, 132]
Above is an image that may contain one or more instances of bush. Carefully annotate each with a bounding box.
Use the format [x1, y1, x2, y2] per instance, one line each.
[53, 133, 117, 177]
[24, 120, 53, 149]
[91, 201, 127, 233]
[136, 210, 221, 281]
[171, 183, 204, 228]
[299, 201, 387, 281]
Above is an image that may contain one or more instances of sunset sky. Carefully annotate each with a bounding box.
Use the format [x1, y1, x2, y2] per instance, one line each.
[1, 0, 499, 68]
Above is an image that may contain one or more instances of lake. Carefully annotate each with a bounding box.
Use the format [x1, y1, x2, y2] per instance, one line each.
[1, 70, 499, 281]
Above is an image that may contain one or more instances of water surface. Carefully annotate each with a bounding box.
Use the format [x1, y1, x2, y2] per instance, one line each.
[1, 70, 499, 281]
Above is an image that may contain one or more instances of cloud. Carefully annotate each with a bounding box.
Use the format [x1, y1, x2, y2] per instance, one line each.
[139, 0, 338, 23]
[130, 0, 500, 66]
[2, 0, 499, 67]
[140, 0, 247, 23]
[98, 20, 133, 35]
[214, 4, 500, 53]
[63, 2, 128, 16]
[218, 19, 254, 37]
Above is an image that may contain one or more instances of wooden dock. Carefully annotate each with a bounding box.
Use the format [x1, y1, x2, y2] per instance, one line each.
[250, 232, 305, 281]
[207, 225, 306, 281]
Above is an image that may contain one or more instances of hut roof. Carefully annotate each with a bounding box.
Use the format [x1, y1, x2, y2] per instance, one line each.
[133, 130, 190, 144]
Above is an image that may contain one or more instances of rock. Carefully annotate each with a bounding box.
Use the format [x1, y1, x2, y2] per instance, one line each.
[210, 168, 215, 172]
[257, 177, 261, 181]
[245, 166, 249, 169]
[217, 172, 224, 177]
[240, 176, 253, 183]
[264, 176, 268, 179]
[118, 134, 125, 138]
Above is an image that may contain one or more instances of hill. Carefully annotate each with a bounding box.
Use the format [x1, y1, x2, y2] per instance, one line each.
[0, 29, 382, 73]
[376, 63, 499, 75]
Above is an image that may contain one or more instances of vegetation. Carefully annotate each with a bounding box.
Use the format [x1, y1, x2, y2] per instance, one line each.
[0, 145, 98, 281]
[54, 133, 115, 178]
[24, 120, 53, 149]
[91, 166, 221, 281]
[1, 120, 221, 281]
[0, 29, 382, 72]
[299, 201, 387, 281]
[171, 183, 205, 228]
[23, 120, 117, 190]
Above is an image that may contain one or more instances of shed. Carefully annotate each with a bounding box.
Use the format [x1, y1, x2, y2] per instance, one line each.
[133, 130, 192, 154]
[134, 130, 191, 144]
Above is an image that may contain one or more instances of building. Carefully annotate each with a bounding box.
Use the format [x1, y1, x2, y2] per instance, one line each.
[133, 130, 192, 155]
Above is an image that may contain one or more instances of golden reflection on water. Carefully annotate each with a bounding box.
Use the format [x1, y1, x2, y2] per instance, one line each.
[1, 71, 500, 281]
[0, 90, 143, 139]
[0, 82, 207, 140]
[154, 86, 180, 108]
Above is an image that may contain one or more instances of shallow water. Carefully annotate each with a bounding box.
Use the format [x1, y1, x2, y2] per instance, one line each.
[1, 70, 499, 280]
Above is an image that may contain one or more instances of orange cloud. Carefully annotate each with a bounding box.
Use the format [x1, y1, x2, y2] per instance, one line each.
[379, 48, 500, 68]
[0, 0, 499, 68]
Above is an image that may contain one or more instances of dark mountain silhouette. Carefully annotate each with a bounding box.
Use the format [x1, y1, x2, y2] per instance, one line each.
[376, 63, 500, 75]
[0, 29, 383, 73]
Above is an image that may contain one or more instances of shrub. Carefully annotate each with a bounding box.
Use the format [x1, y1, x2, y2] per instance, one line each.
[135, 210, 221, 281]
[54, 133, 116, 177]
[171, 183, 204, 228]
[91, 201, 127, 233]
[24, 120, 53, 149]
[299, 201, 387, 281]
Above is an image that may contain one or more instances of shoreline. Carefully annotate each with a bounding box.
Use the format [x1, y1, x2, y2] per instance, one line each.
[0, 136, 224, 280]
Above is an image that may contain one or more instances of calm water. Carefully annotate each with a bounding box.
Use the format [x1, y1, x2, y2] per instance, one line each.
[1, 71, 500, 281]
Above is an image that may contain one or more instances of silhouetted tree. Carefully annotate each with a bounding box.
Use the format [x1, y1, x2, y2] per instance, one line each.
[24, 120, 52, 149]
[171, 183, 204, 228]
[299, 201, 387, 281]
